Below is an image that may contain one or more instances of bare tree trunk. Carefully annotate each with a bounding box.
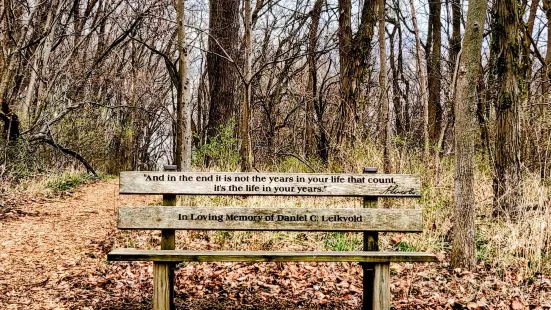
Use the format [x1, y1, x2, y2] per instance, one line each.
[337, 0, 376, 144]
[452, 0, 488, 270]
[389, 25, 404, 139]
[409, 0, 430, 159]
[378, 0, 391, 172]
[450, 0, 462, 75]
[175, 0, 192, 171]
[428, 0, 442, 143]
[337, 0, 355, 143]
[491, 0, 525, 217]
[305, 0, 323, 157]
[523, 0, 538, 86]
[240, 0, 253, 171]
[206, 0, 239, 158]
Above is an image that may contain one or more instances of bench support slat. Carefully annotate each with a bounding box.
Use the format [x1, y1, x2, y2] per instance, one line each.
[363, 168, 379, 310]
[154, 165, 177, 310]
[153, 262, 171, 310]
[372, 263, 390, 310]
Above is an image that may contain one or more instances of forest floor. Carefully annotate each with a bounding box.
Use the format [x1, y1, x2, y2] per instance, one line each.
[0, 179, 550, 309]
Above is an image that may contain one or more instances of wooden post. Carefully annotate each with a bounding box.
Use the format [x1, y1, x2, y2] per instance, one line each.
[372, 263, 390, 310]
[153, 165, 177, 310]
[153, 263, 171, 310]
[362, 167, 379, 310]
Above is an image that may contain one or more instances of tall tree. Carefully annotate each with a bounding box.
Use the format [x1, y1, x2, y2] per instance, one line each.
[240, 0, 253, 171]
[206, 0, 240, 156]
[427, 0, 442, 143]
[378, 0, 391, 172]
[305, 0, 324, 157]
[337, 0, 376, 143]
[452, 0, 488, 270]
[490, 0, 525, 216]
[175, 0, 192, 171]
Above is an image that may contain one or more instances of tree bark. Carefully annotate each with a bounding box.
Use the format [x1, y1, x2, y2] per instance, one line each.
[175, 0, 192, 171]
[389, 25, 404, 139]
[491, 0, 525, 217]
[337, 0, 355, 143]
[427, 0, 442, 143]
[452, 0, 488, 270]
[305, 0, 324, 157]
[337, 0, 376, 144]
[378, 0, 391, 172]
[206, 0, 239, 156]
[240, 0, 253, 171]
[449, 0, 462, 75]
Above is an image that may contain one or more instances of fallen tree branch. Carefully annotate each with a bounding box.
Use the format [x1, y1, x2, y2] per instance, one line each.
[31, 136, 97, 177]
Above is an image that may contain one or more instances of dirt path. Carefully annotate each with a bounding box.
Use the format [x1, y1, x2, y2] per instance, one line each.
[0, 180, 157, 309]
[0, 180, 364, 310]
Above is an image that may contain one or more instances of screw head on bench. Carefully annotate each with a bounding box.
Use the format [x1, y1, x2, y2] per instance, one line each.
[164, 165, 178, 171]
[363, 167, 378, 173]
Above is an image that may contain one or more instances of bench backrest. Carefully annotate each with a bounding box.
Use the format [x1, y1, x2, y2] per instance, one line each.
[118, 172, 422, 233]
[120, 172, 420, 197]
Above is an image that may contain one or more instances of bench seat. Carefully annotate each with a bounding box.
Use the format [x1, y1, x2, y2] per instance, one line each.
[108, 249, 437, 263]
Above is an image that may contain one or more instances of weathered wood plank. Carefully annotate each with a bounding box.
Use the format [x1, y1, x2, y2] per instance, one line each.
[119, 172, 421, 197]
[118, 206, 423, 232]
[372, 263, 391, 310]
[153, 262, 171, 310]
[107, 249, 438, 262]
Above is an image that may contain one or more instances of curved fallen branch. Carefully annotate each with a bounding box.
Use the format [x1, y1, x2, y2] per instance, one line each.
[31, 136, 97, 177]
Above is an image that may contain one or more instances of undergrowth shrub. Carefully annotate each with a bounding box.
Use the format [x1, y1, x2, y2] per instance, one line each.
[45, 171, 99, 194]
[194, 120, 240, 170]
[0, 139, 44, 181]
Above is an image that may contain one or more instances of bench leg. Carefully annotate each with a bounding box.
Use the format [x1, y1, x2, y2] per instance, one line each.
[372, 263, 390, 310]
[153, 262, 173, 310]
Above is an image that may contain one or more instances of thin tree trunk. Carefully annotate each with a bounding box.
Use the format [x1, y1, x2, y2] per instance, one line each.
[378, 0, 391, 172]
[240, 0, 253, 171]
[452, 0, 488, 270]
[337, 0, 355, 143]
[389, 24, 404, 138]
[450, 0, 461, 75]
[409, 0, 430, 158]
[428, 0, 442, 143]
[175, 0, 192, 171]
[306, 0, 324, 157]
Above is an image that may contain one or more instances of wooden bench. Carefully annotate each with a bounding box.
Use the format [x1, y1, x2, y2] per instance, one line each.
[107, 167, 437, 310]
